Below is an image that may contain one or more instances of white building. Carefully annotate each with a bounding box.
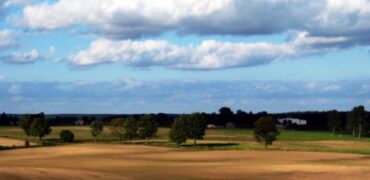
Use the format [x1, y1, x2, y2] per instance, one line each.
[278, 118, 307, 126]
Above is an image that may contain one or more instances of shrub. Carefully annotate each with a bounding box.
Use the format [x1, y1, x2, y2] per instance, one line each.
[59, 130, 74, 142]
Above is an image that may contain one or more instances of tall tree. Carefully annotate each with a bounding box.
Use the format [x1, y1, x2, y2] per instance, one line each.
[218, 107, 234, 121]
[138, 114, 158, 143]
[354, 106, 367, 138]
[90, 120, 104, 143]
[187, 113, 207, 145]
[327, 110, 341, 135]
[18, 115, 32, 146]
[0, 113, 9, 126]
[169, 115, 188, 145]
[109, 118, 125, 143]
[346, 110, 358, 137]
[123, 117, 138, 143]
[30, 118, 52, 140]
[254, 116, 279, 148]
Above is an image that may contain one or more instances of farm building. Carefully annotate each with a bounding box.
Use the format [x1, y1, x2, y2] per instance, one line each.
[278, 118, 307, 126]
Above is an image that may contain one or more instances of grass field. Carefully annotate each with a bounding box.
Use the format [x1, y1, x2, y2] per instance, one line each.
[0, 126, 370, 179]
[0, 144, 369, 179]
[0, 126, 370, 154]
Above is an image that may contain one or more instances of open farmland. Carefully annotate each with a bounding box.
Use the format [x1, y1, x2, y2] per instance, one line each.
[0, 144, 369, 179]
[1, 126, 370, 179]
[1, 126, 370, 154]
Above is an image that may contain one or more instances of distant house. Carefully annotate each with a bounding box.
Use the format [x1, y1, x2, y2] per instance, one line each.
[225, 122, 236, 129]
[207, 124, 224, 129]
[278, 118, 307, 126]
[207, 124, 217, 129]
[75, 120, 85, 126]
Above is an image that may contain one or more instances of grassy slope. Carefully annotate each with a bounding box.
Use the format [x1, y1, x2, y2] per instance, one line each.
[0, 126, 370, 154]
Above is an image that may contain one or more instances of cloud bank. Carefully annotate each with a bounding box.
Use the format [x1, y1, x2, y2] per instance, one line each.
[0, 79, 369, 113]
[16, 0, 370, 69]
[19, 0, 370, 44]
[69, 32, 347, 69]
[0, 49, 42, 64]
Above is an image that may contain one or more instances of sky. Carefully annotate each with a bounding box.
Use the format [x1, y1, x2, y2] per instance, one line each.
[0, 0, 370, 114]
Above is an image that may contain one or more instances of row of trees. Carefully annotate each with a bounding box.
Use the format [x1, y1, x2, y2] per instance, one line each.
[18, 114, 52, 146]
[168, 113, 279, 148]
[327, 105, 369, 138]
[169, 113, 207, 145]
[89, 115, 158, 143]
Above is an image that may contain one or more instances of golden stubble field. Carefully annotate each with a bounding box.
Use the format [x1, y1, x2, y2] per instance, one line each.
[0, 143, 369, 180]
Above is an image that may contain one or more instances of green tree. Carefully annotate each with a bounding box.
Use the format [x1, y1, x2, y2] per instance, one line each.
[254, 116, 279, 148]
[347, 110, 358, 137]
[327, 110, 341, 135]
[109, 118, 125, 143]
[187, 112, 207, 145]
[17, 115, 32, 147]
[219, 107, 234, 125]
[353, 106, 367, 138]
[169, 115, 188, 145]
[138, 114, 158, 143]
[90, 120, 104, 143]
[30, 118, 52, 140]
[59, 130, 74, 142]
[123, 117, 137, 143]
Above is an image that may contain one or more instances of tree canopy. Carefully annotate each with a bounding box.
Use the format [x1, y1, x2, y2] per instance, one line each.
[254, 116, 279, 148]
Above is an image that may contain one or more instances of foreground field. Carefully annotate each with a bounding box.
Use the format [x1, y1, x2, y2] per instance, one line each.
[0, 144, 369, 179]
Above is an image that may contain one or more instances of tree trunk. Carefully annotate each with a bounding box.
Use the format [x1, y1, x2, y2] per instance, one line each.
[358, 123, 362, 139]
[25, 136, 30, 147]
[332, 127, 336, 135]
[352, 129, 356, 137]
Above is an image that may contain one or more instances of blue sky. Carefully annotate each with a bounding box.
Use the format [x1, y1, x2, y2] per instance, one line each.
[0, 0, 370, 114]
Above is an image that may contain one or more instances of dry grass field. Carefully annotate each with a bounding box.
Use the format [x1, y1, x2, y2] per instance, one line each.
[0, 137, 26, 147]
[0, 143, 369, 180]
[1, 127, 370, 179]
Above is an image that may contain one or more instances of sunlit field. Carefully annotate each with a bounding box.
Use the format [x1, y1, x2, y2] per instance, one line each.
[1, 126, 370, 154]
[1, 126, 370, 179]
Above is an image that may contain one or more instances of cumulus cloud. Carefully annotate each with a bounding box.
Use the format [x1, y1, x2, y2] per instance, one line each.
[0, 49, 42, 64]
[0, 30, 17, 50]
[69, 32, 347, 69]
[16, 0, 370, 46]
[4, 0, 32, 7]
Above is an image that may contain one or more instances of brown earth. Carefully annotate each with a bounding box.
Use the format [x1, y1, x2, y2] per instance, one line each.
[0, 144, 369, 179]
[0, 137, 28, 147]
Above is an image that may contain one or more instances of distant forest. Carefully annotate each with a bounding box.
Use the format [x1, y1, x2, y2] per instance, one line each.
[0, 107, 368, 132]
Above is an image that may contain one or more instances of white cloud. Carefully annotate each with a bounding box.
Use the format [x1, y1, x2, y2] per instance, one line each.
[0, 30, 17, 49]
[69, 31, 347, 70]
[49, 46, 56, 55]
[8, 84, 21, 94]
[0, 49, 41, 64]
[0, 75, 5, 81]
[4, 0, 32, 7]
[16, 0, 370, 46]
[69, 38, 297, 69]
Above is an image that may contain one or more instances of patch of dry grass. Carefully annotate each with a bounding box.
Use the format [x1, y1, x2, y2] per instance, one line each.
[0, 137, 29, 147]
[0, 144, 369, 179]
